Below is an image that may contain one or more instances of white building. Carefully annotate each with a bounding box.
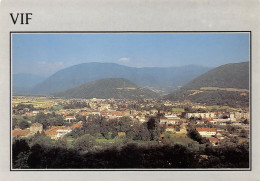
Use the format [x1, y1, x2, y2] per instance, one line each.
[196, 128, 217, 137]
[186, 112, 216, 119]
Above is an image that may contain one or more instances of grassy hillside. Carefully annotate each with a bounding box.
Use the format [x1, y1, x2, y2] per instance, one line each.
[182, 62, 249, 90]
[165, 62, 250, 107]
[53, 78, 159, 99]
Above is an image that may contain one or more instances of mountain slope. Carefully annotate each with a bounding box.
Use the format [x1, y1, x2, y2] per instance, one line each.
[53, 78, 159, 99]
[182, 62, 249, 90]
[31, 62, 211, 94]
[165, 62, 249, 107]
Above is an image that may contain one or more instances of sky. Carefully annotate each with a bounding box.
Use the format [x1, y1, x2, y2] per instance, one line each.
[12, 33, 250, 76]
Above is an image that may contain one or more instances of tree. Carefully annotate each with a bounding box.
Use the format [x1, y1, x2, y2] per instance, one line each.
[187, 128, 203, 144]
[55, 138, 68, 148]
[146, 117, 160, 141]
[73, 134, 96, 153]
[19, 120, 30, 129]
[30, 134, 54, 148]
[240, 129, 248, 138]
[12, 139, 30, 167]
[14, 152, 29, 169]
[27, 144, 46, 168]
[12, 118, 18, 129]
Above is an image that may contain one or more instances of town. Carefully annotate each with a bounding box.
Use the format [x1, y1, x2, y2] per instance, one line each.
[12, 96, 250, 146]
[12, 96, 250, 168]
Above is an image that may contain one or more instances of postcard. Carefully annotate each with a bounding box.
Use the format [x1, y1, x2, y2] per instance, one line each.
[0, 0, 259, 180]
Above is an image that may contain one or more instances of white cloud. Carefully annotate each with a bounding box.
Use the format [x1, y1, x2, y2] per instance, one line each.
[119, 57, 131, 62]
[38, 61, 64, 68]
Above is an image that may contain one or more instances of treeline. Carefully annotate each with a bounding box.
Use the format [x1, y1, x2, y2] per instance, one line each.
[63, 101, 90, 109]
[34, 112, 66, 129]
[13, 104, 36, 111]
[12, 138, 249, 169]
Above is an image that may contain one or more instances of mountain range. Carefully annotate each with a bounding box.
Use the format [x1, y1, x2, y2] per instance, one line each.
[29, 62, 211, 95]
[13, 61, 249, 107]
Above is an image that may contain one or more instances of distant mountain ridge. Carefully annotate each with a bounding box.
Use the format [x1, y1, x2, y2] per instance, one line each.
[30, 62, 211, 95]
[53, 78, 159, 99]
[165, 62, 250, 107]
[13, 73, 46, 94]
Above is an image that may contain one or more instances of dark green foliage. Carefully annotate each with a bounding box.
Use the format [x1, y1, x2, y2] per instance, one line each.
[203, 142, 249, 168]
[69, 115, 151, 141]
[73, 134, 96, 152]
[34, 112, 65, 129]
[14, 152, 30, 169]
[27, 144, 46, 168]
[13, 103, 35, 111]
[12, 118, 18, 129]
[187, 128, 203, 144]
[18, 120, 30, 130]
[12, 137, 249, 169]
[29, 133, 55, 148]
[54, 78, 159, 99]
[12, 139, 30, 168]
[63, 101, 90, 109]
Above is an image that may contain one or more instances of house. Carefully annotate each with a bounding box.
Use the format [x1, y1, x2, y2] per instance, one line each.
[186, 112, 216, 119]
[208, 137, 219, 146]
[203, 118, 216, 124]
[29, 122, 43, 134]
[117, 132, 126, 137]
[165, 124, 175, 133]
[65, 116, 76, 123]
[160, 118, 180, 125]
[70, 121, 83, 129]
[196, 128, 217, 137]
[45, 126, 72, 140]
[12, 129, 30, 138]
[32, 110, 40, 116]
[213, 118, 230, 125]
[164, 114, 180, 119]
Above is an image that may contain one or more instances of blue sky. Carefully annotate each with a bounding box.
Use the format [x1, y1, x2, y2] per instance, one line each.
[12, 33, 250, 76]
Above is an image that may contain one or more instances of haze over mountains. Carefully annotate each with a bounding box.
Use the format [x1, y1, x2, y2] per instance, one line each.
[165, 62, 249, 107]
[54, 78, 159, 99]
[25, 62, 211, 95]
[12, 73, 46, 94]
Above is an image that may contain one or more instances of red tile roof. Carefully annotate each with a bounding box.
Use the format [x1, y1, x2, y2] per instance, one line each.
[45, 126, 70, 135]
[70, 122, 83, 129]
[208, 137, 219, 142]
[12, 129, 30, 136]
[203, 118, 215, 122]
[118, 132, 126, 136]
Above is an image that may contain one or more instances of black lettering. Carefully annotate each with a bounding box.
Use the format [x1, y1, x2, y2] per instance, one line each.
[10, 13, 19, 24]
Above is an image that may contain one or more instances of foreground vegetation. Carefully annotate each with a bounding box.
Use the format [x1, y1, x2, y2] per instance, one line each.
[13, 136, 249, 169]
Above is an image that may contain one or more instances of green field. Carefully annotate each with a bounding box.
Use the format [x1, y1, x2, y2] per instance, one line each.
[172, 108, 184, 112]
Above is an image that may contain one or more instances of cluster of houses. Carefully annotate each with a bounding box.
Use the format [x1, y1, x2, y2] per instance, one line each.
[12, 97, 250, 146]
[12, 121, 83, 140]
